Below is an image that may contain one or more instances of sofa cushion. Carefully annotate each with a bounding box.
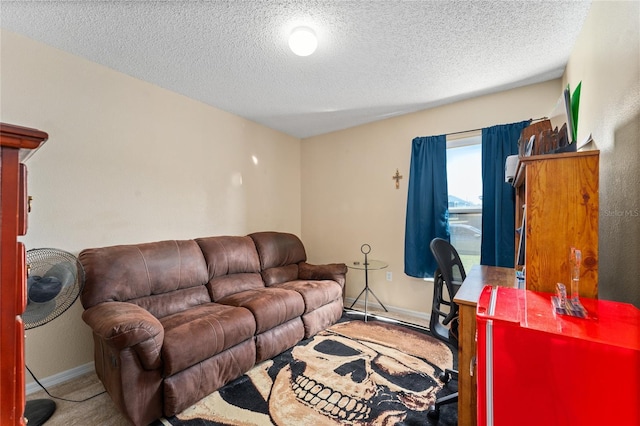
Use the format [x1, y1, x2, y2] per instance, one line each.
[163, 339, 256, 417]
[249, 232, 307, 270]
[196, 235, 262, 276]
[275, 280, 342, 313]
[196, 236, 265, 300]
[255, 317, 304, 363]
[261, 264, 298, 287]
[133, 286, 211, 320]
[79, 240, 210, 317]
[206, 272, 265, 302]
[218, 287, 305, 334]
[301, 298, 344, 338]
[161, 303, 255, 376]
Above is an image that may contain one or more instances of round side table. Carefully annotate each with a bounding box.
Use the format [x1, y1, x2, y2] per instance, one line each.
[347, 259, 388, 321]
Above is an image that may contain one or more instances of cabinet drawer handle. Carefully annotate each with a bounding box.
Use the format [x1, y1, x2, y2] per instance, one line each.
[28, 196, 33, 213]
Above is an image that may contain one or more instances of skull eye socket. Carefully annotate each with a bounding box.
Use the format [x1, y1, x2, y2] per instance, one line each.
[372, 355, 437, 392]
[313, 339, 361, 357]
[334, 359, 368, 383]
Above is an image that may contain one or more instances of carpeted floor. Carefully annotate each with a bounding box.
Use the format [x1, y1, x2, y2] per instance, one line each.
[27, 313, 457, 425]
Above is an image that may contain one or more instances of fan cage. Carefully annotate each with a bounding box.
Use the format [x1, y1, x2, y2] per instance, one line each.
[24, 248, 84, 329]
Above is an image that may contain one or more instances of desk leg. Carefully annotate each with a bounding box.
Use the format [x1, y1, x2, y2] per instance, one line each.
[458, 303, 477, 426]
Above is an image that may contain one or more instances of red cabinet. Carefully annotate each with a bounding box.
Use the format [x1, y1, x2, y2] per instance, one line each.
[1, 123, 48, 426]
[476, 286, 640, 426]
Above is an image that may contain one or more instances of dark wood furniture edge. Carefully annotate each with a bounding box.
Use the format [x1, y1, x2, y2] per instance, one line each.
[1, 123, 49, 149]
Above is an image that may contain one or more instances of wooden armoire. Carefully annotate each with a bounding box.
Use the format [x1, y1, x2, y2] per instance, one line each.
[1, 123, 48, 425]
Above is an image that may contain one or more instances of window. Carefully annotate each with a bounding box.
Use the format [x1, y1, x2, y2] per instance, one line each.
[447, 134, 482, 271]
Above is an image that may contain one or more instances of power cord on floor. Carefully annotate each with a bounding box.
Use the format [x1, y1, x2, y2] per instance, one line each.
[26, 365, 106, 402]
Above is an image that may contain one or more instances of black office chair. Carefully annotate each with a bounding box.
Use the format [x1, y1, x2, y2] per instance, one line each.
[427, 237, 466, 421]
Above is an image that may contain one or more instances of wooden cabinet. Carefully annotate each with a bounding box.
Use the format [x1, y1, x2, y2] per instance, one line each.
[1, 123, 48, 426]
[514, 150, 599, 298]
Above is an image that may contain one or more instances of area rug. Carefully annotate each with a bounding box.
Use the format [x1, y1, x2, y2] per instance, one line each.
[157, 318, 457, 425]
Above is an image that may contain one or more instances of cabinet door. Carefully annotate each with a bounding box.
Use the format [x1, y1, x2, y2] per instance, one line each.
[525, 154, 599, 297]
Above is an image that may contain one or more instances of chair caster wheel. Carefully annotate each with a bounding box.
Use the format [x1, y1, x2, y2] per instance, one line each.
[427, 405, 440, 421]
[439, 371, 451, 383]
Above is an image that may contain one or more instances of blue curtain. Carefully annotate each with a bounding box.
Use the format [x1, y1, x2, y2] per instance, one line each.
[404, 135, 449, 278]
[481, 121, 529, 267]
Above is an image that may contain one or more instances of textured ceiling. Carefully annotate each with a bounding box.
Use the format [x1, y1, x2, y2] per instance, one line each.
[1, 1, 592, 138]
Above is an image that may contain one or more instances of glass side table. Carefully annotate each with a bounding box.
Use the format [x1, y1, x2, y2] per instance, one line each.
[347, 245, 389, 321]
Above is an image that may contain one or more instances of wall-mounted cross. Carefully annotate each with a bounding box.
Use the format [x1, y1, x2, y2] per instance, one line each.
[392, 169, 403, 189]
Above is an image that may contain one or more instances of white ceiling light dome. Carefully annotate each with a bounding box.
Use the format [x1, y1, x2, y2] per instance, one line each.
[288, 26, 318, 57]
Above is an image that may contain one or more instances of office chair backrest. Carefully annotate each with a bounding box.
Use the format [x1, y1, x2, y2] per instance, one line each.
[429, 238, 467, 344]
[430, 238, 466, 293]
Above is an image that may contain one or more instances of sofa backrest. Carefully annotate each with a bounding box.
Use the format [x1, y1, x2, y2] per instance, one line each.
[195, 236, 264, 301]
[249, 232, 307, 286]
[79, 240, 210, 319]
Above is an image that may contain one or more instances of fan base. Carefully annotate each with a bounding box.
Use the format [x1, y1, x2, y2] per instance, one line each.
[24, 399, 56, 426]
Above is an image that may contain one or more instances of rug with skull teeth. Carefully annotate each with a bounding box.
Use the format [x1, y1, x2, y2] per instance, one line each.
[159, 319, 456, 426]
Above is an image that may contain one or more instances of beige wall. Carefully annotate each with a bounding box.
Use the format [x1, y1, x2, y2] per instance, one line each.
[301, 80, 561, 315]
[301, 1, 640, 313]
[564, 0, 640, 307]
[1, 30, 302, 381]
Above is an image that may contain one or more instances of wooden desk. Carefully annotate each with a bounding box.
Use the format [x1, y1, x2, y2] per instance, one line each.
[453, 265, 517, 426]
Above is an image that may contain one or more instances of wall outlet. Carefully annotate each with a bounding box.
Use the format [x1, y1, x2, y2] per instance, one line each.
[386, 271, 392, 281]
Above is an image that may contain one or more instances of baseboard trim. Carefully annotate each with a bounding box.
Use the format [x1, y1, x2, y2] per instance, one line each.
[26, 362, 95, 395]
[344, 297, 430, 321]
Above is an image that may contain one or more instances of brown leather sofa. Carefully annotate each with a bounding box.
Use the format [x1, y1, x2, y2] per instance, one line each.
[79, 231, 347, 425]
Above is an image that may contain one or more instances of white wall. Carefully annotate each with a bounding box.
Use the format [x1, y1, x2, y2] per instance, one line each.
[1, 30, 302, 380]
[301, 80, 561, 314]
[564, 0, 640, 307]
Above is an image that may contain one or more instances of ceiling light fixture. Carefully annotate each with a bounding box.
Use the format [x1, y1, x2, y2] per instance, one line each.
[288, 26, 317, 57]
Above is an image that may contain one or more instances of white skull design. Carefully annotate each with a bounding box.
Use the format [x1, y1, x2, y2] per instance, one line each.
[269, 329, 444, 425]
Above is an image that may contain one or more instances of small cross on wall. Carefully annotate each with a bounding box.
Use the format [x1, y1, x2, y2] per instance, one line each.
[392, 169, 403, 189]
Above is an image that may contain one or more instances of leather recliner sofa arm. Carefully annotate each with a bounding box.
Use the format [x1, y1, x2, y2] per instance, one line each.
[298, 262, 348, 287]
[82, 302, 164, 371]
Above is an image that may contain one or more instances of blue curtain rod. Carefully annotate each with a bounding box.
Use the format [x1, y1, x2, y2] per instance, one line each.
[446, 116, 548, 137]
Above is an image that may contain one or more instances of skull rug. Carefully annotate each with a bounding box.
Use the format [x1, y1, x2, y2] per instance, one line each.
[163, 319, 454, 426]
